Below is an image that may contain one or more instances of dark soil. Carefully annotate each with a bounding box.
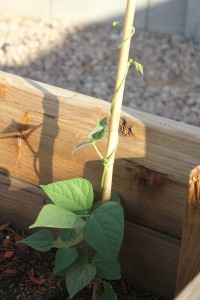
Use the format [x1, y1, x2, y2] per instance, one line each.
[0, 224, 166, 300]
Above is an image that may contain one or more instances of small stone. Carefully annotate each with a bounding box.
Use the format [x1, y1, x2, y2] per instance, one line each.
[186, 97, 196, 106]
[67, 72, 77, 82]
[182, 106, 190, 116]
[171, 34, 185, 45]
[193, 78, 200, 87]
[160, 44, 170, 52]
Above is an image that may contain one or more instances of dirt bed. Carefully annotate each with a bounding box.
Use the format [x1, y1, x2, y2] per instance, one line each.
[0, 224, 166, 300]
[0, 17, 200, 126]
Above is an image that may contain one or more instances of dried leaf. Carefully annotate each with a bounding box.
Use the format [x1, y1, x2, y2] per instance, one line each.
[31, 277, 44, 286]
[4, 250, 15, 258]
[3, 238, 15, 248]
[13, 233, 23, 242]
[28, 268, 44, 286]
[4, 269, 20, 276]
[0, 223, 10, 232]
[16, 242, 28, 251]
[14, 233, 28, 250]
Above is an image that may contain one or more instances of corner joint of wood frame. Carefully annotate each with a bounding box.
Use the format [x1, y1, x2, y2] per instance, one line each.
[188, 166, 200, 207]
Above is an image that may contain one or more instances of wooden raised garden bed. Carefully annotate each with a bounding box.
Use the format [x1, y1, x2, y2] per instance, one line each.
[0, 71, 200, 299]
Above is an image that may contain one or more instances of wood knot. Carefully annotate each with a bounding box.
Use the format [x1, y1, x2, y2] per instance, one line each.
[118, 118, 133, 136]
[137, 166, 166, 188]
[16, 112, 30, 152]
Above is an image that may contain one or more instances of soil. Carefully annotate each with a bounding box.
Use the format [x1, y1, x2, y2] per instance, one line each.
[0, 224, 166, 300]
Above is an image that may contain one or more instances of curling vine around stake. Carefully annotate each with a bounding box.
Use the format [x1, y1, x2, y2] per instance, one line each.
[73, 22, 143, 193]
[110, 58, 143, 113]
[18, 8, 143, 300]
[112, 21, 135, 50]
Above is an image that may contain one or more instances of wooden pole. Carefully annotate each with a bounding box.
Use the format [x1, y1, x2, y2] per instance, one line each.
[102, 0, 136, 202]
[94, 2, 136, 299]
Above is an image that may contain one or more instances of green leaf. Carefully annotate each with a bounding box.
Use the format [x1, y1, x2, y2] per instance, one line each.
[54, 247, 78, 275]
[99, 282, 117, 300]
[73, 140, 92, 153]
[59, 228, 84, 246]
[110, 192, 121, 203]
[92, 253, 121, 280]
[90, 200, 102, 212]
[74, 209, 90, 216]
[83, 202, 124, 262]
[87, 117, 107, 140]
[40, 178, 93, 212]
[132, 60, 144, 75]
[17, 230, 55, 252]
[76, 248, 88, 262]
[56, 248, 87, 277]
[66, 250, 96, 298]
[73, 118, 107, 153]
[60, 228, 77, 243]
[91, 117, 107, 141]
[29, 204, 85, 229]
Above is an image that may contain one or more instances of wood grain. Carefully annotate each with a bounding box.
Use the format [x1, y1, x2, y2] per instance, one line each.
[0, 71, 198, 238]
[120, 221, 180, 299]
[0, 172, 47, 230]
[176, 166, 200, 294]
[0, 71, 199, 182]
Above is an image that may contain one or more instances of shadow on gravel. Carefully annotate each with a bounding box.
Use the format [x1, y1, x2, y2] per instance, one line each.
[0, 0, 199, 127]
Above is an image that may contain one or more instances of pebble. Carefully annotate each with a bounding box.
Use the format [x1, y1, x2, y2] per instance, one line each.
[0, 17, 200, 127]
[187, 97, 196, 106]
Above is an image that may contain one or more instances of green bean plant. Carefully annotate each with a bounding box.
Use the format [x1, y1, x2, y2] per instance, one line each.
[18, 18, 143, 300]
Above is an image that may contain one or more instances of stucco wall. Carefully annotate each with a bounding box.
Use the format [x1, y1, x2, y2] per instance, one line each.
[0, 0, 199, 41]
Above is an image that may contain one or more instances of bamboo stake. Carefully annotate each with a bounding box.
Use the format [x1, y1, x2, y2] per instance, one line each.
[102, 0, 136, 202]
[92, 2, 136, 299]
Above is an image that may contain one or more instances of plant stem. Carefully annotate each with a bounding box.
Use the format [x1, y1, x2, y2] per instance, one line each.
[92, 280, 102, 300]
[102, 0, 136, 202]
[92, 142, 103, 160]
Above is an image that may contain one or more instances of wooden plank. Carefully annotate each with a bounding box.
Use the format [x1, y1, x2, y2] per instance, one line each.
[1, 71, 199, 239]
[0, 172, 180, 299]
[0, 71, 199, 184]
[120, 221, 180, 299]
[0, 172, 48, 230]
[85, 159, 186, 238]
[176, 166, 200, 294]
[175, 272, 200, 300]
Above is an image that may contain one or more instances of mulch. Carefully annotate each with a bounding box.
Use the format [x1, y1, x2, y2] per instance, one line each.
[0, 223, 166, 300]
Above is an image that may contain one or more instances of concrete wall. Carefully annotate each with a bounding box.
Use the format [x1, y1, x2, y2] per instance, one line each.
[0, 0, 199, 41]
[185, 0, 200, 41]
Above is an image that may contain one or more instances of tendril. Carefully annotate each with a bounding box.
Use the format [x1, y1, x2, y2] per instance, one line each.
[112, 21, 135, 50]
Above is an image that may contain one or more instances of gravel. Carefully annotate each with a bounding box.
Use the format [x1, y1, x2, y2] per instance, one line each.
[0, 17, 200, 127]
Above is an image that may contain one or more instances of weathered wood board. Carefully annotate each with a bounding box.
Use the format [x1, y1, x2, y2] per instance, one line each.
[120, 220, 180, 299]
[176, 166, 200, 294]
[0, 71, 200, 298]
